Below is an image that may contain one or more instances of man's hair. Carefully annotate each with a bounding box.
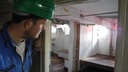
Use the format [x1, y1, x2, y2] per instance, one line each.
[12, 13, 44, 23]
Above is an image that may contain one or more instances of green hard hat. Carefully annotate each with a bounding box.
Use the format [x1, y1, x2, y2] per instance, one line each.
[13, 0, 55, 19]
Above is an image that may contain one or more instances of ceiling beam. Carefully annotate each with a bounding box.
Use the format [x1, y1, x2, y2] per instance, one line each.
[83, 11, 118, 17]
[55, 0, 101, 6]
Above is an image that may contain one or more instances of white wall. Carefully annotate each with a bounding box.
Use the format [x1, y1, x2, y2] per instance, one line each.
[97, 26, 111, 55]
[63, 35, 70, 50]
[112, 29, 117, 56]
[54, 28, 65, 53]
[51, 22, 76, 72]
[79, 24, 117, 60]
[51, 25, 70, 54]
[79, 25, 98, 59]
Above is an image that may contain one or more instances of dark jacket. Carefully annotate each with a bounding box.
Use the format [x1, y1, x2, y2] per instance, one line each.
[0, 22, 33, 72]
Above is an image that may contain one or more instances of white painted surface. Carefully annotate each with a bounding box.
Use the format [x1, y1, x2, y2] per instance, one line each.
[54, 0, 118, 22]
[79, 25, 98, 59]
[112, 30, 117, 56]
[79, 24, 116, 60]
[63, 35, 70, 50]
[51, 25, 70, 54]
[97, 26, 111, 55]
[70, 0, 118, 15]
[68, 21, 75, 72]
[53, 28, 65, 54]
[58, 51, 68, 59]
[45, 21, 52, 72]
[64, 59, 68, 68]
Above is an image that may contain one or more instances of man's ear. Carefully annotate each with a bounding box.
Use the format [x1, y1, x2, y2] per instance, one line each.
[24, 19, 33, 29]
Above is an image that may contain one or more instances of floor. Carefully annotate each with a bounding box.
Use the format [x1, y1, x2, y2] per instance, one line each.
[30, 52, 67, 72]
[50, 53, 67, 72]
[80, 54, 115, 72]
[81, 66, 113, 72]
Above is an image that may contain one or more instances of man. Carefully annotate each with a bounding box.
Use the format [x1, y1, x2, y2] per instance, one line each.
[0, 0, 55, 72]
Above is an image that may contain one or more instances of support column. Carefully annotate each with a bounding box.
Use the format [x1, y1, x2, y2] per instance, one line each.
[44, 20, 52, 72]
[115, 0, 128, 72]
[68, 20, 75, 72]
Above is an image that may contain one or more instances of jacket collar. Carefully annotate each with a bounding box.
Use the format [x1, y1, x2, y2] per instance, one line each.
[2, 22, 32, 48]
[2, 22, 14, 48]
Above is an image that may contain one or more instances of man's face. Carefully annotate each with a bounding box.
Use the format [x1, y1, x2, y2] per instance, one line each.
[26, 19, 46, 39]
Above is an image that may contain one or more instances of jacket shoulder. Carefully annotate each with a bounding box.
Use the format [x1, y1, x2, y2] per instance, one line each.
[0, 32, 5, 46]
[0, 32, 6, 53]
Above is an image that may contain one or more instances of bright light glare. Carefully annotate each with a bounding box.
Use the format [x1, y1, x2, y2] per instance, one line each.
[51, 24, 70, 35]
[56, 24, 70, 35]
[51, 26, 56, 33]
[97, 25, 109, 39]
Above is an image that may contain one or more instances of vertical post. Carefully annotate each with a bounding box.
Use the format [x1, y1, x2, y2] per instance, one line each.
[40, 30, 45, 72]
[75, 23, 80, 72]
[109, 28, 113, 56]
[44, 20, 52, 72]
[68, 21, 75, 72]
[115, 0, 128, 72]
